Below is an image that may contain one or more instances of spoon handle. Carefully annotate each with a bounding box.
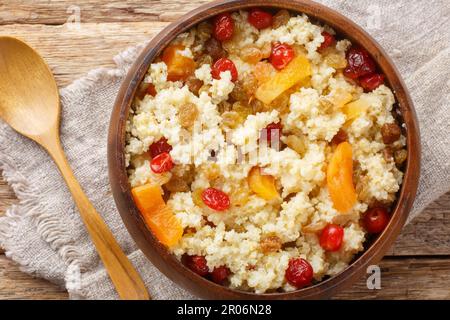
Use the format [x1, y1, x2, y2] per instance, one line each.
[41, 134, 150, 300]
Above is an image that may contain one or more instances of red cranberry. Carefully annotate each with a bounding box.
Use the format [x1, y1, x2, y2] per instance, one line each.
[150, 152, 174, 173]
[261, 122, 282, 146]
[285, 258, 313, 289]
[201, 187, 230, 211]
[359, 73, 385, 92]
[210, 266, 231, 284]
[363, 207, 390, 234]
[185, 255, 209, 276]
[211, 58, 238, 82]
[213, 13, 234, 41]
[149, 137, 172, 158]
[248, 8, 273, 29]
[343, 46, 376, 79]
[318, 31, 336, 52]
[270, 43, 295, 70]
[320, 224, 344, 252]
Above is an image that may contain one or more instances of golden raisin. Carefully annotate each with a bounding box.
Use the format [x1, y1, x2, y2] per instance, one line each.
[260, 235, 282, 253]
[394, 148, 407, 165]
[253, 61, 276, 86]
[179, 102, 199, 128]
[325, 51, 347, 69]
[272, 9, 290, 29]
[241, 45, 263, 64]
[192, 189, 204, 207]
[285, 135, 307, 155]
[221, 111, 244, 129]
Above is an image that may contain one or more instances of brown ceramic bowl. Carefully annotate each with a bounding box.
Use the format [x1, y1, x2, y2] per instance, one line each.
[108, 0, 420, 299]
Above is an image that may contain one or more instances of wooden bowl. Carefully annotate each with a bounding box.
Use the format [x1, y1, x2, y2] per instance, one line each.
[108, 0, 420, 299]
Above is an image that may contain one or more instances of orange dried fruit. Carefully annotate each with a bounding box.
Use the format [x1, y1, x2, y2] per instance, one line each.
[131, 184, 183, 247]
[162, 44, 196, 82]
[326, 142, 357, 213]
[248, 166, 279, 201]
[255, 54, 312, 105]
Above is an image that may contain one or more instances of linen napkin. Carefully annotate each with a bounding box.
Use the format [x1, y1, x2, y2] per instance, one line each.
[0, 0, 448, 299]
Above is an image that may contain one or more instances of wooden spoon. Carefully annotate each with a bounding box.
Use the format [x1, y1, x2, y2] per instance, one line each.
[0, 36, 150, 300]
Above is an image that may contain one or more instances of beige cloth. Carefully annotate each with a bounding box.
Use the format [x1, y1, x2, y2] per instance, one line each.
[0, 1, 448, 299]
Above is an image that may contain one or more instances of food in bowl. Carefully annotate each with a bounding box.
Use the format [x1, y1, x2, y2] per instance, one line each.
[125, 8, 407, 293]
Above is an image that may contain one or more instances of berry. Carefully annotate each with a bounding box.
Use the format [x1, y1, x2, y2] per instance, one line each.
[248, 8, 273, 29]
[320, 224, 344, 252]
[185, 255, 209, 276]
[149, 137, 172, 158]
[270, 43, 295, 70]
[213, 13, 234, 41]
[150, 152, 174, 173]
[359, 73, 385, 92]
[285, 258, 313, 289]
[318, 31, 336, 52]
[201, 187, 230, 211]
[211, 58, 238, 82]
[210, 266, 231, 284]
[261, 122, 282, 146]
[343, 46, 376, 79]
[363, 207, 390, 234]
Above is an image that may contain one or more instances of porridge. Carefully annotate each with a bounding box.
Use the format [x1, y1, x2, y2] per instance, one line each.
[126, 8, 406, 293]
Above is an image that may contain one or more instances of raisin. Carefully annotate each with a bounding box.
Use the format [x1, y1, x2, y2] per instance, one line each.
[260, 235, 282, 253]
[204, 37, 226, 60]
[185, 77, 203, 96]
[381, 123, 401, 144]
[394, 149, 407, 166]
[272, 9, 290, 29]
[330, 129, 348, 146]
[179, 102, 199, 128]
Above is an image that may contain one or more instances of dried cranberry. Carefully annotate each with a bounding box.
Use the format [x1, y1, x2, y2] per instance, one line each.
[318, 31, 336, 52]
[201, 187, 230, 211]
[210, 266, 231, 284]
[213, 13, 234, 41]
[343, 46, 376, 79]
[211, 58, 238, 82]
[270, 43, 295, 70]
[359, 73, 385, 92]
[149, 137, 172, 158]
[320, 224, 344, 252]
[248, 8, 273, 30]
[185, 255, 209, 276]
[150, 152, 174, 173]
[285, 258, 313, 289]
[261, 122, 282, 147]
[363, 207, 390, 234]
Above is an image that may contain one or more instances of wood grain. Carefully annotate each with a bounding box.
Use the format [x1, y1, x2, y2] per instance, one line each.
[0, 0, 211, 25]
[1, 255, 450, 300]
[0, 0, 448, 300]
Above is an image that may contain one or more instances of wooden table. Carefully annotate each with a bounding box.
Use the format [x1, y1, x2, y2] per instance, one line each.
[1, 0, 449, 300]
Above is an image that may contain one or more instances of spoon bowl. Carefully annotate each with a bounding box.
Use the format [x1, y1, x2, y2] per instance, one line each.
[0, 36, 149, 300]
[0, 36, 60, 140]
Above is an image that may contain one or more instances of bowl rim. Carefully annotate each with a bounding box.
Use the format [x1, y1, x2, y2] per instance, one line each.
[108, 0, 421, 299]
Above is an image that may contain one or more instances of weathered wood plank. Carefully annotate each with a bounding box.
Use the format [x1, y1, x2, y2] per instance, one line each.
[0, 0, 212, 25]
[0, 22, 168, 87]
[335, 257, 450, 300]
[0, 254, 449, 299]
[0, 255, 68, 300]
